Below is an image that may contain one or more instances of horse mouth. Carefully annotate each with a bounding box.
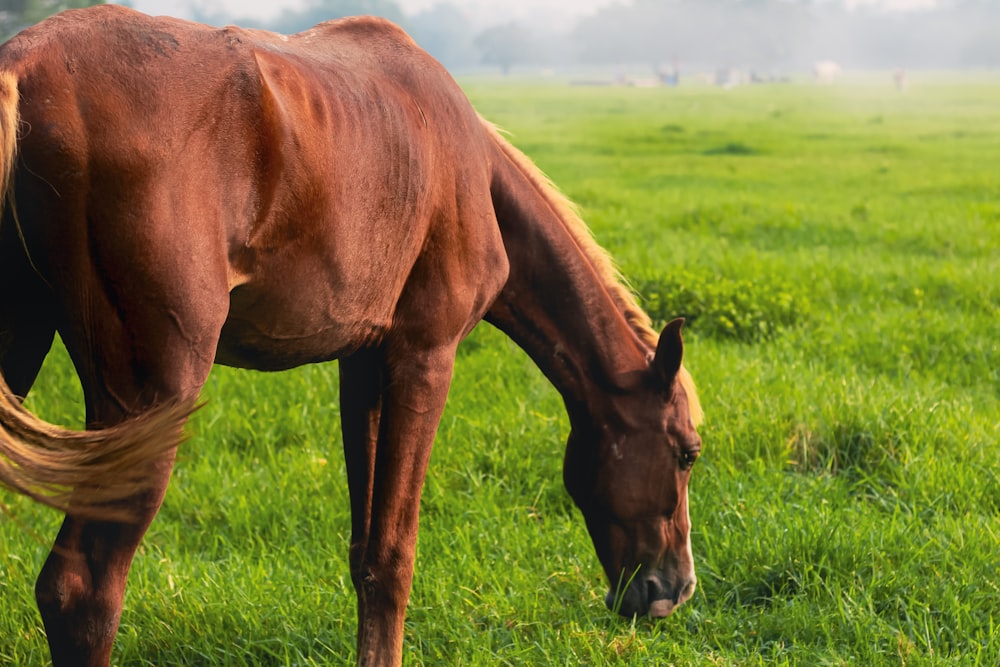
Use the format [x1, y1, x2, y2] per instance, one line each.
[645, 577, 683, 618]
[651, 577, 697, 617]
[647, 598, 677, 618]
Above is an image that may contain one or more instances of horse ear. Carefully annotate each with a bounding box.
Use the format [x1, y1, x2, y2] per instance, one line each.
[652, 318, 685, 390]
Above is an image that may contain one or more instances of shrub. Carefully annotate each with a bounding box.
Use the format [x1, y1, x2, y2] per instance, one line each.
[632, 269, 810, 343]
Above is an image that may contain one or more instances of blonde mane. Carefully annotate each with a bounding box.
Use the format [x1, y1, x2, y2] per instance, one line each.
[484, 120, 703, 425]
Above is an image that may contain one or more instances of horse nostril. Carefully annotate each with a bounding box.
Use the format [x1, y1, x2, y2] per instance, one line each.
[645, 577, 664, 603]
[680, 577, 697, 602]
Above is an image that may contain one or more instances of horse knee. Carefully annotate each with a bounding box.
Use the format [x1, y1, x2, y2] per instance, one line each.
[356, 547, 415, 606]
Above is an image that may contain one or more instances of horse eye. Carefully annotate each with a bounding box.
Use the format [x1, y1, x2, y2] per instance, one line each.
[679, 449, 700, 470]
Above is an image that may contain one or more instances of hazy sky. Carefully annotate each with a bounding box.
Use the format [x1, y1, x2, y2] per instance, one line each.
[126, 0, 939, 24]
[127, 0, 611, 23]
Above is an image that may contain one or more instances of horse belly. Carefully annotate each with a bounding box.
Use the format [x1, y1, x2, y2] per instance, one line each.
[215, 281, 392, 371]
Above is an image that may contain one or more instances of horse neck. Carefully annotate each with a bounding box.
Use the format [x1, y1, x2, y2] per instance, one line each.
[484, 132, 652, 412]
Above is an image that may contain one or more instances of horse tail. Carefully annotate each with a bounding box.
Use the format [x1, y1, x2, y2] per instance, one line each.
[0, 391, 198, 521]
[0, 70, 197, 522]
[0, 71, 16, 213]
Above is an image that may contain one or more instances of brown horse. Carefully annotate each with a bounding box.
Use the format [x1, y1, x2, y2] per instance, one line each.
[0, 6, 703, 666]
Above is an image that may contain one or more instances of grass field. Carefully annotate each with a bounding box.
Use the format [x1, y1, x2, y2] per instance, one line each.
[2, 73, 998, 666]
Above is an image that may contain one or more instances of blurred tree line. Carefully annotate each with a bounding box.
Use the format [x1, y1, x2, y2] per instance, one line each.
[196, 0, 1000, 72]
[4, 0, 1000, 71]
[570, 0, 1000, 71]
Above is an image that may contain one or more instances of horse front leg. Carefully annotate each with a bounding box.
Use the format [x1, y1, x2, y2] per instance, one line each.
[341, 345, 456, 667]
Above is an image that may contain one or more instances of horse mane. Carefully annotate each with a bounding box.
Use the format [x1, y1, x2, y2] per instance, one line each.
[483, 119, 703, 426]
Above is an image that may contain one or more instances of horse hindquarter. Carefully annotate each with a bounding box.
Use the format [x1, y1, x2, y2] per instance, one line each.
[1, 23, 232, 665]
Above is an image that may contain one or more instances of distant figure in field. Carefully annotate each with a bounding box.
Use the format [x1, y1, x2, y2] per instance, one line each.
[657, 63, 679, 87]
[813, 60, 842, 84]
[715, 67, 742, 89]
[894, 67, 907, 92]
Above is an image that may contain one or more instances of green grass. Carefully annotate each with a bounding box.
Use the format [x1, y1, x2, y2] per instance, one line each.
[2, 72, 999, 665]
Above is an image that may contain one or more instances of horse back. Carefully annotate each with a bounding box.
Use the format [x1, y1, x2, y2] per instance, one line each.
[0, 6, 508, 369]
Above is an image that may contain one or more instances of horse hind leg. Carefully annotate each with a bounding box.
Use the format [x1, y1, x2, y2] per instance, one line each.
[339, 348, 383, 653]
[0, 220, 57, 397]
[0, 300, 55, 398]
[32, 262, 227, 666]
[34, 341, 218, 665]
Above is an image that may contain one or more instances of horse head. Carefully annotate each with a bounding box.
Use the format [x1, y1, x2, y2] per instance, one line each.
[562, 318, 702, 618]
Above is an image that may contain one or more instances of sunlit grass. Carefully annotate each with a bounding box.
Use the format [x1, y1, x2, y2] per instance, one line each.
[2, 73, 998, 665]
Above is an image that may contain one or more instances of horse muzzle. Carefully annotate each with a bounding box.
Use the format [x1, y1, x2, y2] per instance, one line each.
[605, 572, 697, 618]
